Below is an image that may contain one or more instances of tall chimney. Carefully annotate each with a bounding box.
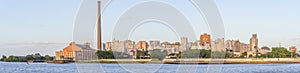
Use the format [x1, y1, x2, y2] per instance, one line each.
[97, 0, 102, 51]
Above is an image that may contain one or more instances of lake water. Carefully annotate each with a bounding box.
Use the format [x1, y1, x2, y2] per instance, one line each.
[1, 62, 300, 73]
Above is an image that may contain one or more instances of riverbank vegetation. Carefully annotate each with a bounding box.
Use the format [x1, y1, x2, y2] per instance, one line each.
[96, 50, 132, 59]
[149, 49, 167, 60]
[264, 47, 297, 58]
[0, 53, 54, 62]
[95, 47, 298, 60]
[96, 49, 168, 60]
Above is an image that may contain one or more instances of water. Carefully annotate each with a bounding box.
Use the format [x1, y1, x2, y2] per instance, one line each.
[1, 62, 300, 73]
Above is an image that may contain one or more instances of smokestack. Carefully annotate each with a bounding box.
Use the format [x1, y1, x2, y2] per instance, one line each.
[97, 0, 102, 51]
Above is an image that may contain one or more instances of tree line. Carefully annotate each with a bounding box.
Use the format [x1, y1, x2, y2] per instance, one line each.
[96, 50, 132, 59]
[96, 49, 168, 60]
[0, 53, 54, 62]
[96, 47, 298, 60]
[240, 47, 297, 58]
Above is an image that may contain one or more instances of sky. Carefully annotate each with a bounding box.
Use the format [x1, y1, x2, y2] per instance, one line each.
[0, 0, 300, 56]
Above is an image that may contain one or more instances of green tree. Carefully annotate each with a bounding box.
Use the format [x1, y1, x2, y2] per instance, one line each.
[113, 52, 131, 59]
[266, 47, 295, 58]
[1, 55, 7, 61]
[33, 53, 42, 60]
[176, 52, 182, 58]
[96, 50, 115, 59]
[249, 54, 253, 58]
[179, 49, 214, 58]
[225, 52, 232, 58]
[6, 56, 17, 62]
[181, 49, 201, 58]
[259, 54, 267, 58]
[1, 53, 54, 62]
[287, 52, 297, 58]
[199, 49, 211, 58]
[45, 55, 53, 61]
[211, 51, 227, 58]
[240, 52, 247, 58]
[26, 55, 34, 60]
[149, 49, 167, 60]
[136, 50, 148, 59]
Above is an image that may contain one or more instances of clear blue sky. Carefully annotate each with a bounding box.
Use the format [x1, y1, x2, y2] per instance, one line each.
[0, 0, 300, 56]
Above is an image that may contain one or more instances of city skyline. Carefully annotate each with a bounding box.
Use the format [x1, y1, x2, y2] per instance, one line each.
[0, 0, 300, 56]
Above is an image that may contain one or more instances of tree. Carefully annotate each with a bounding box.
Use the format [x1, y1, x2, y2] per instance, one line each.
[259, 54, 267, 58]
[1, 54, 54, 62]
[176, 51, 182, 58]
[6, 56, 17, 62]
[96, 50, 132, 59]
[1, 55, 7, 61]
[136, 50, 148, 59]
[200, 49, 211, 58]
[240, 52, 247, 58]
[249, 55, 253, 58]
[286, 52, 297, 58]
[181, 49, 201, 58]
[26, 55, 34, 60]
[96, 50, 115, 59]
[179, 49, 214, 58]
[225, 52, 233, 58]
[113, 51, 131, 59]
[265, 47, 295, 58]
[33, 53, 42, 60]
[45, 55, 53, 61]
[211, 51, 227, 58]
[149, 49, 167, 60]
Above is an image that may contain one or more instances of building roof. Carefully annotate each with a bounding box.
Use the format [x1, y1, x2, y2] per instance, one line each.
[76, 44, 92, 49]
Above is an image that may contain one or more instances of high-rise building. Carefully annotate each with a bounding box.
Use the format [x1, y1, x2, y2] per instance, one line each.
[97, 0, 102, 51]
[240, 43, 250, 53]
[180, 37, 188, 51]
[163, 42, 180, 54]
[226, 40, 240, 52]
[105, 42, 112, 51]
[181, 37, 188, 45]
[225, 40, 250, 53]
[200, 33, 211, 47]
[111, 40, 125, 52]
[124, 40, 134, 54]
[136, 41, 148, 51]
[211, 38, 225, 51]
[149, 40, 160, 51]
[250, 34, 258, 51]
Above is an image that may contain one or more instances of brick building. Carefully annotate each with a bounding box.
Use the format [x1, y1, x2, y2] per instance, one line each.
[55, 42, 96, 60]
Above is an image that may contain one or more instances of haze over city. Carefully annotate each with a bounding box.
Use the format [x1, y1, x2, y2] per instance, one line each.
[0, 0, 300, 57]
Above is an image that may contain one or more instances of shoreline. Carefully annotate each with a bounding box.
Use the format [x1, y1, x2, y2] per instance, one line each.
[75, 58, 300, 64]
[163, 58, 300, 64]
[52, 58, 300, 64]
[3, 58, 300, 64]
